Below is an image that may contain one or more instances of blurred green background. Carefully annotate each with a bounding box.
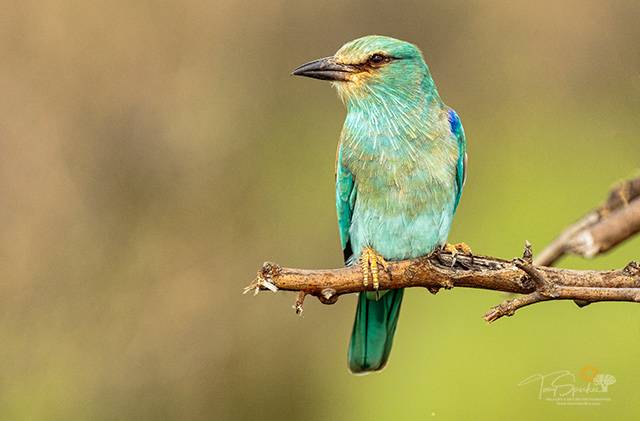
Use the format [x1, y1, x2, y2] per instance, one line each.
[1, 1, 640, 419]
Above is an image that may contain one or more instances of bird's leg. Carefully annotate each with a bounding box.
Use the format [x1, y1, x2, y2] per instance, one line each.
[360, 247, 388, 291]
[360, 251, 370, 288]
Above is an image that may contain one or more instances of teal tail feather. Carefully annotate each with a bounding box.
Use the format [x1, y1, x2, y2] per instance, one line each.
[348, 289, 404, 374]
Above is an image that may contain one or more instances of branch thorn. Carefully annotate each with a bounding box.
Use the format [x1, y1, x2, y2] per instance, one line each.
[293, 291, 306, 315]
[522, 240, 533, 263]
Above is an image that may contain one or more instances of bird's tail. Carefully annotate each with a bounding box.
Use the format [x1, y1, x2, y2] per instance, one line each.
[348, 289, 404, 374]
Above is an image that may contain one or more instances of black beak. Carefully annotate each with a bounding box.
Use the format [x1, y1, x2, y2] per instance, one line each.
[291, 56, 357, 81]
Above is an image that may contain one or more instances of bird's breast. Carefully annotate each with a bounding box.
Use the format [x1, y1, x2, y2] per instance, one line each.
[341, 122, 459, 260]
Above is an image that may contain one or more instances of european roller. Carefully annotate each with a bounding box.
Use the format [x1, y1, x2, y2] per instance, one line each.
[293, 35, 467, 374]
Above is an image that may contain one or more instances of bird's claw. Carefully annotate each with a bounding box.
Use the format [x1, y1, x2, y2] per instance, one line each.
[443, 242, 473, 255]
[442, 242, 473, 267]
[360, 247, 388, 291]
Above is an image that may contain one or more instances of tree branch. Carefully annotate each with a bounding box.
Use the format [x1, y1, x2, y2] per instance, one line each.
[245, 247, 640, 323]
[246, 175, 640, 323]
[536, 176, 640, 266]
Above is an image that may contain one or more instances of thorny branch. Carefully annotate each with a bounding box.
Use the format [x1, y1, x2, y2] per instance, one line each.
[245, 176, 640, 322]
[245, 244, 640, 322]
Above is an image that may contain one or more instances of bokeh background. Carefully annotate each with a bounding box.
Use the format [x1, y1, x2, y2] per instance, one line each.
[1, 1, 640, 419]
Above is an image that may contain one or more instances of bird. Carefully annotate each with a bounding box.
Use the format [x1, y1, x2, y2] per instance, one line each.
[292, 35, 468, 374]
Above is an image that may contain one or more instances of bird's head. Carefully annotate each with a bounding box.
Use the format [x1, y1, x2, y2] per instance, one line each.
[292, 35, 435, 105]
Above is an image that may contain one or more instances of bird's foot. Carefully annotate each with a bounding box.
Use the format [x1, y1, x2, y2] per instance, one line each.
[443, 242, 473, 255]
[441, 243, 473, 268]
[360, 247, 388, 291]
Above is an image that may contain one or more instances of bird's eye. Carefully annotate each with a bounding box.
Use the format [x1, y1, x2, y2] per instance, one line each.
[369, 54, 387, 65]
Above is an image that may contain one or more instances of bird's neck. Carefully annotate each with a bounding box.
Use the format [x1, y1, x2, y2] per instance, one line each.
[341, 87, 444, 157]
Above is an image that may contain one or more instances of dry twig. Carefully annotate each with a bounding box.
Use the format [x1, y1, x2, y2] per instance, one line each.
[536, 176, 640, 266]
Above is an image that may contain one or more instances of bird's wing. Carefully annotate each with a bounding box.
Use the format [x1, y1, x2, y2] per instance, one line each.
[336, 143, 356, 263]
[448, 109, 467, 212]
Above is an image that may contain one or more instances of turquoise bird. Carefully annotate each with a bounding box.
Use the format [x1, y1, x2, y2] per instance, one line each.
[293, 35, 467, 373]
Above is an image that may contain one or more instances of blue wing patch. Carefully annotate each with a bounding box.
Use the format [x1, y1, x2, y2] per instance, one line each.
[448, 109, 467, 212]
[336, 143, 356, 263]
